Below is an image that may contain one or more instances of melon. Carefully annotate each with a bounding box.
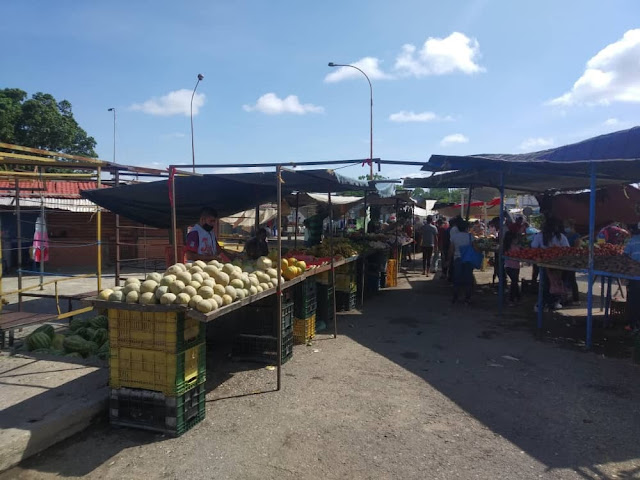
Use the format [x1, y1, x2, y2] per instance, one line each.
[213, 284, 226, 296]
[33, 324, 55, 339]
[160, 292, 177, 305]
[126, 291, 140, 304]
[192, 273, 204, 284]
[160, 275, 177, 287]
[92, 328, 109, 346]
[259, 283, 270, 291]
[69, 317, 86, 331]
[214, 271, 230, 287]
[166, 265, 182, 275]
[200, 271, 210, 280]
[125, 277, 141, 285]
[236, 289, 246, 300]
[230, 279, 244, 290]
[233, 265, 242, 274]
[296, 260, 307, 271]
[189, 294, 203, 308]
[176, 271, 192, 284]
[229, 270, 243, 282]
[175, 263, 187, 272]
[27, 331, 52, 351]
[140, 292, 157, 304]
[185, 262, 194, 270]
[211, 294, 223, 307]
[63, 335, 90, 355]
[51, 333, 65, 351]
[256, 256, 272, 270]
[248, 275, 259, 287]
[281, 258, 289, 268]
[182, 285, 197, 297]
[222, 263, 235, 275]
[169, 280, 186, 295]
[204, 265, 218, 276]
[202, 279, 215, 289]
[198, 286, 214, 299]
[89, 315, 108, 329]
[98, 289, 113, 300]
[221, 294, 233, 306]
[256, 285, 264, 293]
[109, 291, 125, 302]
[249, 285, 258, 295]
[267, 281, 274, 289]
[194, 260, 206, 269]
[123, 283, 141, 295]
[175, 293, 191, 305]
[196, 299, 214, 313]
[155, 285, 169, 300]
[189, 265, 203, 274]
[188, 281, 202, 290]
[283, 266, 298, 280]
[146, 272, 163, 283]
[140, 280, 158, 294]
[266, 268, 278, 279]
[224, 285, 237, 301]
[241, 275, 251, 289]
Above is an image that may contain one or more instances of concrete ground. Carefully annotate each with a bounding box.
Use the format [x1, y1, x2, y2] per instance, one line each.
[2, 262, 640, 480]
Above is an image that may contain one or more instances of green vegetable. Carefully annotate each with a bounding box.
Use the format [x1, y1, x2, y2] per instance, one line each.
[32, 324, 55, 339]
[27, 332, 52, 351]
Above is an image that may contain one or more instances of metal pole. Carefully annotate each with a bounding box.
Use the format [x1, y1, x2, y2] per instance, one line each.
[254, 203, 260, 234]
[329, 190, 337, 338]
[97, 167, 102, 292]
[465, 186, 473, 221]
[15, 180, 22, 311]
[498, 172, 505, 315]
[0, 216, 3, 315]
[395, 199, 399, 266]
[537, 267, 544, 328]
[294, 192, 299, 250]
[276, 165, 283, 390]
[170, 168, 178, 265]
[363, 191, 368, 234]
[38, 169, 45, 290]
[361, 191, 367, 307]
[190, 74, 204, 174]
[586, 163, 597, 348]
[114, 170, 121, 286]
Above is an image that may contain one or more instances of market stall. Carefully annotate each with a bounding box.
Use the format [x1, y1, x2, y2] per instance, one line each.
[406, 126, 640, 347]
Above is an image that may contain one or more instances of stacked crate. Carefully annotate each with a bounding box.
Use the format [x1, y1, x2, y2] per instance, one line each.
[335, 263, 357, 312]
[293, 279, 317, 344]
[107, 308, 206, 437]
[385, 259, 398, 288]
[231, 294, 295, 364]
[315, 283, 335, 332]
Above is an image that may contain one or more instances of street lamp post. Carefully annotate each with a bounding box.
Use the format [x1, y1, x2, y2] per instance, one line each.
[191, 73, 204, 173]
[328, 62, 373, 180]
[107, 108, 120, 284]
[107, 108, 116, 163]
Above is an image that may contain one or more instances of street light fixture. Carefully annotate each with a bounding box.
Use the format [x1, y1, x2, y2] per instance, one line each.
[191, 73, 204, 173]
[328, 62, 374, 180]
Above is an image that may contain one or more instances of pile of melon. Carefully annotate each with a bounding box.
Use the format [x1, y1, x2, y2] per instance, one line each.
[97, 257, 288, 314]
[23, 315, 110, 360]
[281, 257, 307, 280]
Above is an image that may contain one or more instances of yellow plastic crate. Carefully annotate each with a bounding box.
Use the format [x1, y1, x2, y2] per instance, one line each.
[335, 273, 356, 292]
[386, 259, 398, 287]
[109, 343, 206, 395]
[108, 309, 204, 353]
[293, 314, 315, 345]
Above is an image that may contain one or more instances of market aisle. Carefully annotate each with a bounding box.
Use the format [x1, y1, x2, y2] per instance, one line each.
[3, 269, 640, 480]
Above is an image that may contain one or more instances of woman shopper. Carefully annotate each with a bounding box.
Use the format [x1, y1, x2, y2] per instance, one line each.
[503, 230, 522, 306]
[449, 220, 474, 304]
[531, 217, 570, 311]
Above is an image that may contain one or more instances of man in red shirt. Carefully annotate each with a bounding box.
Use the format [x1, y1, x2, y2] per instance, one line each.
[184, 207, 233, 262]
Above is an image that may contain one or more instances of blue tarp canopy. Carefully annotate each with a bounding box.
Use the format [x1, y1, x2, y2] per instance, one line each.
[81, 169, 368, 229]
[416, 127, 640, 191]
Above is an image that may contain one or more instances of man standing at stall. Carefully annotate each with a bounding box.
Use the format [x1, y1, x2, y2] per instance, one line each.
[419, 215, 438, 277]
[244, 227, 269, 260]
[304, 205, 329, 247]
[185, 207, 233, 262]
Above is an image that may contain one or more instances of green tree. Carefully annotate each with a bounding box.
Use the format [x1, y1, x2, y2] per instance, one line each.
[0, 88, 97, 157]
[426, 188, 463, 203]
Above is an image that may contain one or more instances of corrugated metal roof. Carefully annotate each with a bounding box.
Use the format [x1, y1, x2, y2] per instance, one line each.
[0, 180, 108, 198]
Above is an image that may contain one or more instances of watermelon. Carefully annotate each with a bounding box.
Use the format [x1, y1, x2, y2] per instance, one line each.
[32, 324, 55, 339]
[32, 348, 52, 354]
[51, 333, 65, 350]
[85, 341, 99, 357]
[63, 335, 91, 356]
[89, 315, 108, 329]
[82, 327, 96, 341]
[92, 328, 108, 347]
[69, 318, 86, 331]
[27, 332, 52, 351]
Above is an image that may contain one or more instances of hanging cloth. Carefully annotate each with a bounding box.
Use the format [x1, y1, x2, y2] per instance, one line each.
[33, 215, 49, 263]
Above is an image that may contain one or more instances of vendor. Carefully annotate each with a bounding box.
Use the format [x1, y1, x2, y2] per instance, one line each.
[244, 227, 269, 260]
[304, 205, 329, 247]
[184, 207, 230, 262]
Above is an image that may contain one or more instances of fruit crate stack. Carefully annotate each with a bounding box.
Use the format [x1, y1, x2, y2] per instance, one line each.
[334, 263, 358, 312]
[385, 259, 398, 288]
[231, 297, 295, 364]
[108, 307, 206, 437]
[315, 283, 335, 332]
[293, 278, 317, 344]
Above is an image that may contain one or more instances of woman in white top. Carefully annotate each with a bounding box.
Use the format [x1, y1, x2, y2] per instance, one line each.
[449, 219, 474, 304]
[531, 217, 569, 310]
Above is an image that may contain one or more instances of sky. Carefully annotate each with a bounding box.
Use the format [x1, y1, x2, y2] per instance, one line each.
[3, 1, 640, 182]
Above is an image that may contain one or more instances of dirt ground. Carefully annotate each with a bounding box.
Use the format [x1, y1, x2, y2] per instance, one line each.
[3, 264, 640, 480]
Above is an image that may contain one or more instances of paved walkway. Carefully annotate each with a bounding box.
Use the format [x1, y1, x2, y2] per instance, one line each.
[2, 266, 640, 479]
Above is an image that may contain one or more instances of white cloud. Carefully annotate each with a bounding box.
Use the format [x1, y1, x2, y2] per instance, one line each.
[548, 29, 640, 106]
[394, 32, 485, 77]
[604, 118, 619, 126]
[130, 89, 205, 116]
[389, 110, 453, 123]
[440, 133, 469, 146]
[324, 57, 392, 83]
[243, 93, 324, 115]
[519, 137, 554, 151]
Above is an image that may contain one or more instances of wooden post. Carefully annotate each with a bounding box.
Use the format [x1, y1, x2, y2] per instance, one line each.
[276, 165, 283, 390]
[15, 179, 22, 311]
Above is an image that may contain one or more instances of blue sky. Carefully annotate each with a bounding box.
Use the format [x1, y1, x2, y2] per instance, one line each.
[3, 1, 640, 181]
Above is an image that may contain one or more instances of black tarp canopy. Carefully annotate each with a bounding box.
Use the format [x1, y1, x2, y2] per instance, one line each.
[81, 169, 368, 229]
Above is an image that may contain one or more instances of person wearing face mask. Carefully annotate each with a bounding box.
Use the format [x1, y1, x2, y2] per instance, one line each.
[185, 207, 228, 262]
